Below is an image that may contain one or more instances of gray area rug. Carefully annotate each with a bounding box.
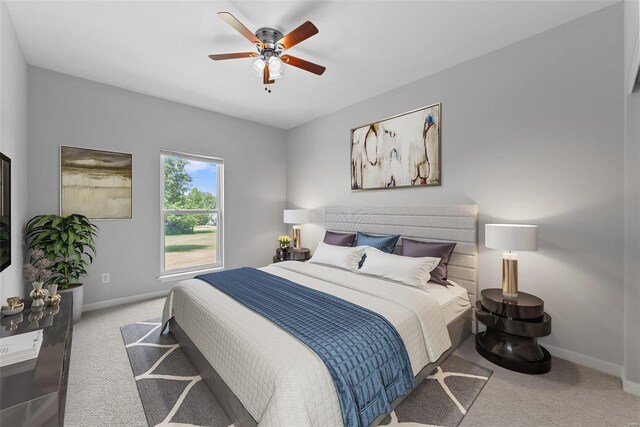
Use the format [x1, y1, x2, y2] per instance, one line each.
[121, 319, 491, 427]
[120, 320, 232, 427]
[379, 355, 492, 426]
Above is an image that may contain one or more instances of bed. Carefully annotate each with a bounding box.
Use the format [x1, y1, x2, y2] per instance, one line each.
[162, 204, 479, 427]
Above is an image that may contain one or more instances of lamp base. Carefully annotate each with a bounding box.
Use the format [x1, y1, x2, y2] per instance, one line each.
[292, 225, 302, 249]
[502, 253, 518, 300]
[502, 292, 518, 300]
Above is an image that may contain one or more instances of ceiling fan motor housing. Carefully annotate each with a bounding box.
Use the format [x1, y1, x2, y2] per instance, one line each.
[255, 27, 284, 55]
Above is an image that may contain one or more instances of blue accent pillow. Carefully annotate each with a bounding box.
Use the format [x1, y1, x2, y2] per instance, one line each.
[355, 232, 400, 253]
[355, 232, 401, 267]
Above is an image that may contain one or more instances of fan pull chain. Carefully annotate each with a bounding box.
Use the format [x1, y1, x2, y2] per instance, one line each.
[264, 85, 272, 94]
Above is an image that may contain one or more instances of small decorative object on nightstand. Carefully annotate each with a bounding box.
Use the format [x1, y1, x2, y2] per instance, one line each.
[475, 288, 552, 374]
[273, 247, 311, 263]
[283, 209, 311, 249]
[277, 235, 292, 251]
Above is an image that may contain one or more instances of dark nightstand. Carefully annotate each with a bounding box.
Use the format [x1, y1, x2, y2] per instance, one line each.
[272, 247, 311, 263]
[475, 289, 552, 374]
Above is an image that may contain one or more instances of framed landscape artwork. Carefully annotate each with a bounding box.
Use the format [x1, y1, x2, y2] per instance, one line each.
[351, 103, 441, 191]
[60, 146, 132, 219]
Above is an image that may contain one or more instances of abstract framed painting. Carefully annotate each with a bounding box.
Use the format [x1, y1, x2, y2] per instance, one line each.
[350, 103, 441, 191]
[60, 146, 132, 219]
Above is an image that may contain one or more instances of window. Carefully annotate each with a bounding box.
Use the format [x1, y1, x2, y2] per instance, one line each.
[160, 150, 223, 277]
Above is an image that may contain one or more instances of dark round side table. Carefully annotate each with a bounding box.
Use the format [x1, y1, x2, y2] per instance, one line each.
[475, 289, 552, 374]
[273, 247, 311, 263]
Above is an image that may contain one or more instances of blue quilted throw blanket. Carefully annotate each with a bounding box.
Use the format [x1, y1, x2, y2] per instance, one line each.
[196, 267, 414, 427]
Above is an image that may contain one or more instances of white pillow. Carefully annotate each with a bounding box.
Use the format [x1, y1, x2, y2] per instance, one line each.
[359, 246, 440, 289]
[308, 241, 367, 271]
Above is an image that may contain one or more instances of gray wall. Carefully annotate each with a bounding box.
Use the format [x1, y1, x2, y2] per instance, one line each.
[624, 0, 640, 390]
[286, 5, 625, 372]
[27, 67, 287, 307]
[0, 1, 28, 301]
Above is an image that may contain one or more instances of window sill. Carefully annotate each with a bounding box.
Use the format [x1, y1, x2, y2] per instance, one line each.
[158, 266, 224, 283]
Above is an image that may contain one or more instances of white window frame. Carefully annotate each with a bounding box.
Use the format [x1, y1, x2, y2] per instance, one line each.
[159, 149, 224, 281]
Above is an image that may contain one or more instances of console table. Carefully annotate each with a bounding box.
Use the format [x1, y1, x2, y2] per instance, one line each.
[1, 296, 73, 426]
[475, 289, 551, 374]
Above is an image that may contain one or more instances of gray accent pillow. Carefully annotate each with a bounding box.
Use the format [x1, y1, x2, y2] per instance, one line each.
[401, 238, 456, 286]
[323, 231, 357, 247]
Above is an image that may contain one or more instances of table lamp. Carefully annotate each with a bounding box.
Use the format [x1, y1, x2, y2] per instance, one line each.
[283, 209, 311, 249]
[485, 224, 538, 299]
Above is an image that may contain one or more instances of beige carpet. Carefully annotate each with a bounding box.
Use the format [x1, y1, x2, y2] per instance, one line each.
[65, 297, 640, 427]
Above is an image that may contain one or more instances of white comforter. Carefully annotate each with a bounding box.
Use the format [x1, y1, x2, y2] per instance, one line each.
[161, 261, 452, 427]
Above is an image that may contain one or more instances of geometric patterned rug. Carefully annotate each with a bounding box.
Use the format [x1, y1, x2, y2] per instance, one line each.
[121, 319, 491, 427]
[379, 355, 492, 426]
[120, 320, 232, 427]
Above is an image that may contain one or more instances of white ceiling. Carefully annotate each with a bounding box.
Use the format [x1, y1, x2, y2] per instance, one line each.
[6, 0, 616, 129]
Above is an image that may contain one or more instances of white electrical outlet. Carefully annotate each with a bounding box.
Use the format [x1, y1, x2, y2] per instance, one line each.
[102, 273, 110, 284]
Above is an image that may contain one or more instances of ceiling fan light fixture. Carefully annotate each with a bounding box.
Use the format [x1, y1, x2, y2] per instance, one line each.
[251, 57, 265, 76]
[268, 56, 284, 76]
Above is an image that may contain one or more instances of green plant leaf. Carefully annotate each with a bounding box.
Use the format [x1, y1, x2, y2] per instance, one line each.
[51, 217, 62, 229]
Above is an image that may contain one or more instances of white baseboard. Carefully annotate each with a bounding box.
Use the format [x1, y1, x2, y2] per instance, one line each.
[540, 342, 623, 378]
[82, 289, 170, 312]
[623, 378, 640, 396]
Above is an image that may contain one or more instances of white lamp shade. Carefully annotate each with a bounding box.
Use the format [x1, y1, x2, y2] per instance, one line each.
[283, 209, 311, 225]
[485, 224, 538, 251]
[268, 56, 284, 75]
[251, 58, 265, 76]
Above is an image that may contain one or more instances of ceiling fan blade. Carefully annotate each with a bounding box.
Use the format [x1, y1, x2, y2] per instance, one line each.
[277, 21, 318, 50]
[281, 55, 326, 75]
[263, 66, 274, 85]
[209, 52, 257, 61]
[217, 12, 262, 47]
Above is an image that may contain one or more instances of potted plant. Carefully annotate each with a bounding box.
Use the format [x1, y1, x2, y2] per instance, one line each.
[25, 214, 98, 323]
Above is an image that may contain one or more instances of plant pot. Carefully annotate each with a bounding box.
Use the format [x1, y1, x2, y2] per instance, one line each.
[59, 284, 83, 324]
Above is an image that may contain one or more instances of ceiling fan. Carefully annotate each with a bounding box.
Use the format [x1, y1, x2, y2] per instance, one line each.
[209, 12, 326, 92]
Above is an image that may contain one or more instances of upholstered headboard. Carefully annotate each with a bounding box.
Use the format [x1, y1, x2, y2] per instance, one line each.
[325, 205, 479, 304]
